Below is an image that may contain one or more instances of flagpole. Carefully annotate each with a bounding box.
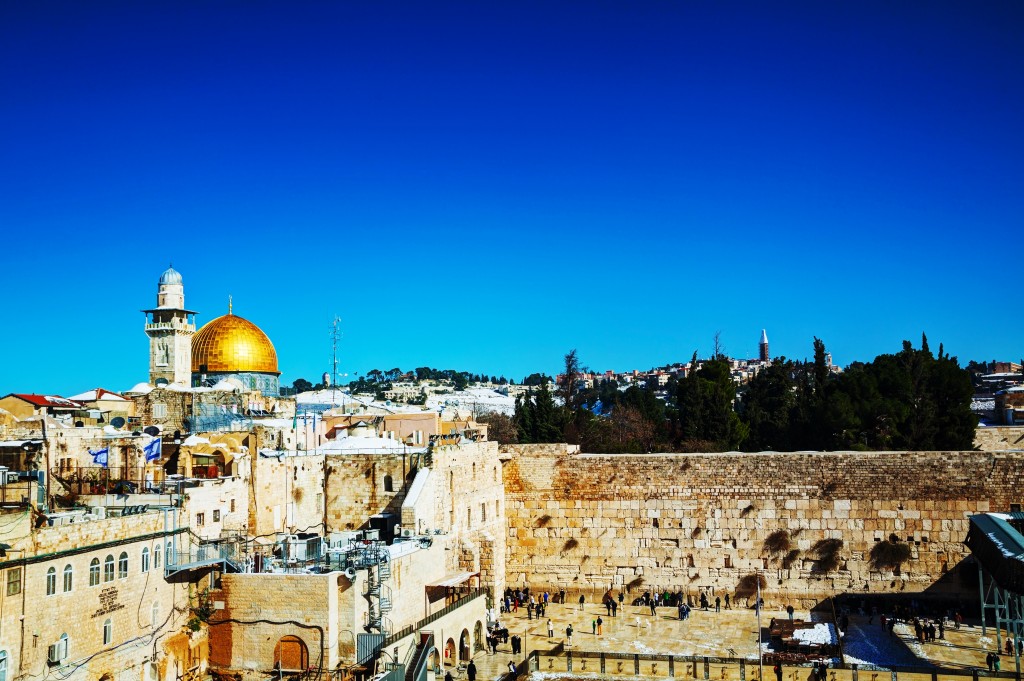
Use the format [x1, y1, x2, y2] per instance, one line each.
[757, 573, 763, 681]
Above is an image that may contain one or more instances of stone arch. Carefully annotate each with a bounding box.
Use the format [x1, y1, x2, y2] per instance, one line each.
[444, 638, 456, 667]
[427, 648, 440, 674]
[383, 474, 393, 492]
[459, 629, 471, 662]
[473, 620, 484, 652]
[274, 635, 309, 671]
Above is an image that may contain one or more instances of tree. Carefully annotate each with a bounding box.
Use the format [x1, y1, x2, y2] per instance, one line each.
[739, 359, 797, 451]
[475, 411, 518, 444]
[675, 355, 747, 451]
[291, 378, 314, 393]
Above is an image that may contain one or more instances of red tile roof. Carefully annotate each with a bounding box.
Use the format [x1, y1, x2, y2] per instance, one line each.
[3, 394, 82, 409]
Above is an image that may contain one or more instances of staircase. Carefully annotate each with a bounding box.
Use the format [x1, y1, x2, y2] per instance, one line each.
[404, 633, 435, 681]
[364, 543, 393, 635]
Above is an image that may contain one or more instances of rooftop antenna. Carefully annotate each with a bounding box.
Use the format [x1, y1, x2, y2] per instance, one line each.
[228, 295, 233, 315]
[330, 316, 342, 408]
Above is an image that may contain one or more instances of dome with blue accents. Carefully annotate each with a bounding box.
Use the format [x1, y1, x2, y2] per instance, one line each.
[158, 266, 182, 286]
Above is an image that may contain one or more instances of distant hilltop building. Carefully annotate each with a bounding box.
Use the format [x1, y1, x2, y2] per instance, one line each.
[143, 266, 280, 396]
[759, 329, 770, 362]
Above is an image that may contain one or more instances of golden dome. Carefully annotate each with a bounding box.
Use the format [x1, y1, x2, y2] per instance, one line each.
[191, 313, 280, 375]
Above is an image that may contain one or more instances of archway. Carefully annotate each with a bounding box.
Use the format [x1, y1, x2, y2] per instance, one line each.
[473, 621, 484, 652]
[444, 638, 456, 667]
[274, 635, 309, 671]
[427, 649, 440, 675]
[459, 629, 470, 662]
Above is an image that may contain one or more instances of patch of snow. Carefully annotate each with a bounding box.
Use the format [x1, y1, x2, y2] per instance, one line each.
[793, 623, 838, 646]
[631, 641, 656, 653]
[320, 435, 426, 454]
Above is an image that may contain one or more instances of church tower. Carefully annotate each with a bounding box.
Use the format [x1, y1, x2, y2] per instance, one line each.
[759, 329, 770, 362]
[143, 266, 197, 386]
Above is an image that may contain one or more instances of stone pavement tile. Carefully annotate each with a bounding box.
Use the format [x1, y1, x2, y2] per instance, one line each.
[455, 606, 1011, 680]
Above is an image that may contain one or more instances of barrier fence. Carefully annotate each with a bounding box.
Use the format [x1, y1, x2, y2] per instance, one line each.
[523, 649, 1023, 681]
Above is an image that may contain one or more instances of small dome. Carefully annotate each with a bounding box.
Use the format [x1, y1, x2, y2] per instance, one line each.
[159, 266, 183, 286]
[191, 312, 279, 375]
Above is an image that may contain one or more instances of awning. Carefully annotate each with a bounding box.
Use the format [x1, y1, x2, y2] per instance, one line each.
[428, 571, 479, 588]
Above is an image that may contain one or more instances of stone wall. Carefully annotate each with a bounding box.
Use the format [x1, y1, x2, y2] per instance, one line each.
[502, 446, 1024, 606]
[250, 453, 326, 536]
[974, 426, 1024, 452]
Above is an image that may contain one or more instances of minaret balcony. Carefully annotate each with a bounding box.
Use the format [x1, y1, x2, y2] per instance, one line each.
[146, 322, 196, 332]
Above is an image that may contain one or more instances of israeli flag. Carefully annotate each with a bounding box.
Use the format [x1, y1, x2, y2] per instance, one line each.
[89, 447, 109, 467]
[144, 437, 162, 462]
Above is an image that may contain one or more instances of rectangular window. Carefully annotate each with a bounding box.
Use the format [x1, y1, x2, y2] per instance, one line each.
[481, 502, 486, 523]
[230, 499, 236, 513]
[196, 513, 205, 526]
[6, 568, 21, 596]
[152, 403, 167, 419]
[466, 507, 471, 527]
[212, 510, 220, 523]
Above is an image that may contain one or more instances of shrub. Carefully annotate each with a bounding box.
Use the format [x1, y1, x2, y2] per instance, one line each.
[869, 538, 912, 572]
[763, 530, 792, 555]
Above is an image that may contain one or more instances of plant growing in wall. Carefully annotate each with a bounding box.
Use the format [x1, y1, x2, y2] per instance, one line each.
[187, 587, 214, 631]
[869, 534, 913, 573]
[809, 539, 844, 573]
[535, 514, 552, 528]
[763, 530, 792, 556]
[735, 573, 767, 599]
[562, 538, 579, 552]
[781, 549, 801, 570]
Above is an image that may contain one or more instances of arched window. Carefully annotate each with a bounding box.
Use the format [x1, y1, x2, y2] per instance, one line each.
[154, 544, 162, 569]
[141, 547, 150, 573]
[89, 558, 101, 586]
[103, 555, 115, 582]
[63, 565, 73, 592]
[46, 567, 56, 596]
[118, 552, 128, 579]
[166, 544, 172, 567]
[0, 649, 7, 681]
[151, 601, 160, 628]
[383, 475, 393, 492]
[102, 618, 112, 645]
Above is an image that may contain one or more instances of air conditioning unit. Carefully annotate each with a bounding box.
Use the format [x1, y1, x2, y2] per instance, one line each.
[47, 638, 67, 665]
[401, 529, 414, 538]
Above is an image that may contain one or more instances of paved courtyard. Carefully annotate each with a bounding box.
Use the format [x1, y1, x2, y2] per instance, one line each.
[449, 600, 1023, 681]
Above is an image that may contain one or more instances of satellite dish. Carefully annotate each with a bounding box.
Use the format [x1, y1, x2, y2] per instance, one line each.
[143, 426, 160, 437]
[111, 416, 126, 429]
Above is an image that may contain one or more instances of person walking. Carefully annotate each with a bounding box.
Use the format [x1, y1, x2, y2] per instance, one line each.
[566, 624, 573, 647]
[725, 593, 730, 610]
[986, 652, 994, 672]
[467, 660, 477, 681]
[547, 618, 554, 639]
[618, 592, 625, 607]
[597, 616, 603, 635]
[715, 596, 721, 613]
[560, 588, 566, 605]
[508, 660, 517, 676]
[579, 594, 586, 611]
[592, 619, 597, 635]
[650, 599, 657, 616]
[445, 672, 454, 681]
[611, 599, 618, 617]
[774, 663, 783, 681]
[786, 604, 794, 621]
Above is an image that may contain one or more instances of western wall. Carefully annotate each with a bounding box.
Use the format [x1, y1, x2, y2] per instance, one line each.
[500, 445, 1024, 606]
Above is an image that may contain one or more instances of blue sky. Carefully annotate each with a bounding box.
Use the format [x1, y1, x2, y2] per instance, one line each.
[1, 1, 1022, 394]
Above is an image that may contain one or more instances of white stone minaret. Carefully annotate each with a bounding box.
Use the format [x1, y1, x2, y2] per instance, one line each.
[759, 329, 770, 362]
[143, 266, 197, 385]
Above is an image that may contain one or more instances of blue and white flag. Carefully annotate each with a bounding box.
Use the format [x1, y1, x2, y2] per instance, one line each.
[89, 447, 109, 467]
[143, 437, 162, 462]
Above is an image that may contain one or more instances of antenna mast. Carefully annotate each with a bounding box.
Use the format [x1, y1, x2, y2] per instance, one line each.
[330, 316, 342, 407]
